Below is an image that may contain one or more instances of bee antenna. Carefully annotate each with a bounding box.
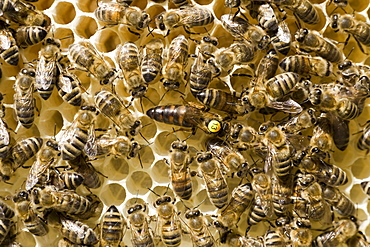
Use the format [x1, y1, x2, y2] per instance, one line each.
[146, 26, 155, 37]
[194, 199, 206, 209]
[180, 199, 190, 210]
[164, 183, 170, 195]
[138, 132, 151, 145]
[147, 187, 160, 197]
[158, 90, 169, 104]
[137, 151, 143, 169]
[143, 95, 156, 106]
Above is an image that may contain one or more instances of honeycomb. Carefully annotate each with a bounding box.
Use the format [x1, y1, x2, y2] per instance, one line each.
[1, 0, 370, 246]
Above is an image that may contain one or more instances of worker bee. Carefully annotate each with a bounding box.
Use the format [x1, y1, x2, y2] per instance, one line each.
[84, 134, 140, 160]
[346, 231, 370, 247]
[313, 217, 358, 247]
[221, 14, 270, 50]
[214, 183, 254, 243]
[12, 191, 48, 236]
[276, 217, 312, 247]
[0, 0, 49, 26]
[264, 228, 289, 247]
[250, 167, 273, 218]
[68, 155, 103, 189]
[337, 59, 370, 87]
[100, 205, 126, 247]
[31, 185, 92, 215]
[59, 106, 97, 161]
[11, 137, 43, 168]
[183, 208, 216, 247]
[271, 20, 291, 55]
[295, 29, 343, 63]
[321, 184, 355, 217]
[189, 52, 213, 97]
[280, 55, 333, 77]
[0, 21, 19, 66]
[196, 36, 219, 60]
[127, 203, 154, 247]
[14, 67, 36, 129]
[68, 41, 116, 85]
[94, 89, 142, 136]
[60, 217, 99, 245]
[279, 108, 317, 134]
[162, 35, 189, 91]
[228, 123, 260, 151]
[0, 118, 10, 159]
[331, 14, 370, 53]
[271, 174, 293, 217]
[25, 139, 59, 190]
[196, 151, 229, 209]
[153, 195, 182, 247]
[167, 140, 193, 200]
[206, 138, 246, 173]
[141, 38, 164, 84]
[94, 1, 149, 34]
[15, 26, 48, 48]
[293, 173, 331, 223]
[146, 104, 227, 135]
[116, 42, 147, 98]
[36, 38, 61, 100]
[156, 6, 214, 34]
[50, 170, 84, 191]
[257, 3, 278, 33]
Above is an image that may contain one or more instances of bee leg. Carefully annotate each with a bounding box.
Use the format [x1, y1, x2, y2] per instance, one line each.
[355, 38, 369, 55]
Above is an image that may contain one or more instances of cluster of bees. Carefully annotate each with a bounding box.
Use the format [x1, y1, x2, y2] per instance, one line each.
[1, 0, 370, 246]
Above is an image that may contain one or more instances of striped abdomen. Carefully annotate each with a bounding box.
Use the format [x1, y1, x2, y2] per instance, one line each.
[23, 213, 49, 236]
[265, 72, 300, 99]
[15, 26, 47, 48]
[161, 220, 182, 247]
[94, 2, 126, 24]
[12, 137, 43, 167]
[141, 53, 162, 84]
[196, 89, 241, 115]
[53, 191, 91, 215]
[293, 0, 319, 25]
[171, 170, 192, 200]
[204, 173, 228, 209]
[61, 127, 88, 160]
[15, 95, 35, 129]
[57, 74, 82, 106]
[189, 57, 212, 96]
[61, 219, 99, 245]
[101, 205, 124, 246]
[0, 29, 19, 65]
[357, 125, 370, 151]
[147, 105, 194, 128]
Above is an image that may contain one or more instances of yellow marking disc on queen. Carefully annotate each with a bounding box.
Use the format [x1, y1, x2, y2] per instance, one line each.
[208, 120, 221, 133]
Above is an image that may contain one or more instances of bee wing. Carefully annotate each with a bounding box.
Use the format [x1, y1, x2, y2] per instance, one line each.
[59, 118, 80, 148]
[36, 57, 58, 90]
[276, 21, 291, 43]
[268, 98, 303, 114]
[58, 74, 74, 93]
[84, 124, 98, 158]
[323, 111, 349, 151]
[0, 119, 9, 146]
[26, 158, 54, 190]
[0, 30, 12, 51]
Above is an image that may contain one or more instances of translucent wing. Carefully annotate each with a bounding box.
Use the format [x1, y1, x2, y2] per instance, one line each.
[58, 74, 74, 93]
[26, 157, 54, 190]
[0, 30, 11, 51]
[36, 56, 58, 90]
[0, 119, 9, 146]
[269, 98, 303, 114]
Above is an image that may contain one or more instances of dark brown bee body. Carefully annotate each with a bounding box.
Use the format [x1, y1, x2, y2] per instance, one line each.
[141, 39, 163, 84]
[101, 205, 125, 247]
[11, 137, 43, 167]
[69, 156, 102, 189]
[0, 0, 48, 26]
[358, 121, 370, 152]
[271, 21, 291, 55]
[321, 185, 355, 217]
[16, 26, 47, 48]
[189, 54, 212, 97]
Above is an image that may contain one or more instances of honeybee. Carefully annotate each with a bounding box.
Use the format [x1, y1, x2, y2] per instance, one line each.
[11, 137, 43, 168]
[15, 26, 48, 48]
[272, 174, 293, 217]
[167, 140, 193, 200]
[183, 208, 216, 247]
[256, 49, 279, 82]
[257, 3, 278, 33]
[250, 167, 273, 218]
[331, 14, 370, 53]
[85, 134, 140, 160]
[162, 35, 189, 91]
[295, 29, 343, 63]
[189, 52, 213, 97]
[0, 0, 49, 26]
[280, 55, 333, 77]
[146, 104, 227, 135]
[228, 123, 260, 151]
[68, 41, 116, 85]
[156, 6, 214, 34]
[36, 38, 61, 100]
[127, 203, 154, 247]
[221, 14, 269, 50]
[25, 139, 59, 190]
[51, 170, 84, 191]
[208, 40, 256, 76]
[100, 205, 126, 247]
[255, 0, 319, 25]
[279, 108, 317, 134]
[277, 217, 312, 247]
[153, 195, 182, 247]
[14, 67, 36, 129]
[60, 217, 99, 245]
[59, 106, 97, 161]
[196, 151, 229, 209]
[214, 183, 254, 243]
[117, 42, 147, 98]
[321, 184, 355, 217]
[206, 138, 246, 173]
[293, 173, 331, 223]
[196, 36, 219, 59]
[68, 155, 102, 189]
[0, 158, 16, 182]
[0, 21, 19, 66]
[94, 2, 149, 34]
[94, 89, 142, 136]
[357, 120, 370, 154]
[313, 217, 358, 247]
[264, 228, 288, 247]
[12, 191, 48, 236]
[31, 185, 92, 215]
[141, 38, 164, 84]
[271, 20, 291, 55]
[337, 59, 370, 87]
